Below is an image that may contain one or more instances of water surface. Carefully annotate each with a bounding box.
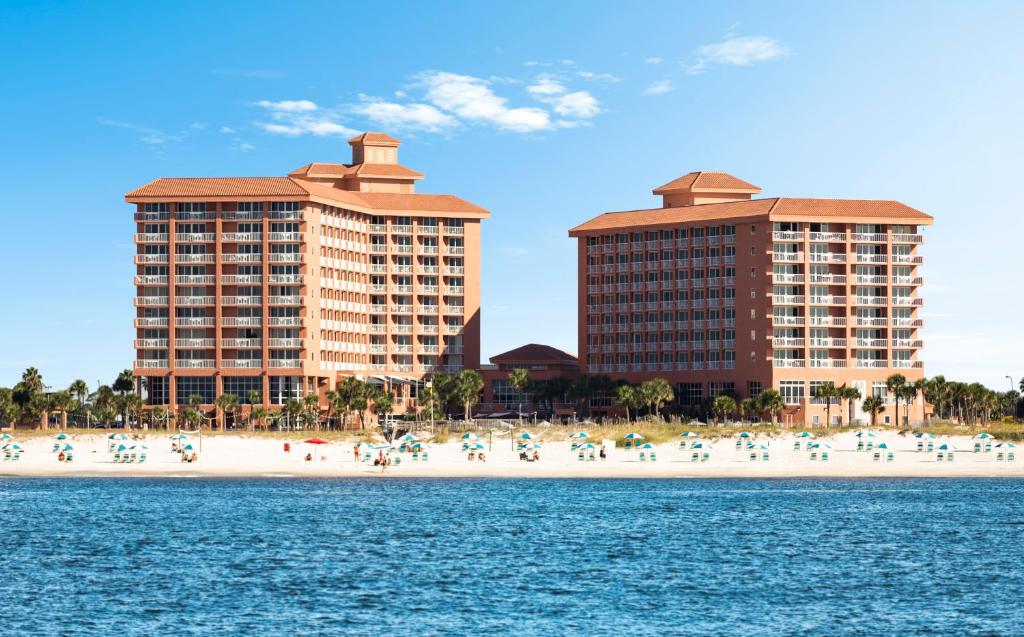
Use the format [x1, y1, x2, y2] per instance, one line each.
[2, 478, 1022, 636]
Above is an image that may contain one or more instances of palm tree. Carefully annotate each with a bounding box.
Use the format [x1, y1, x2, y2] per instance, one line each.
[739, 398, 758, 423]
[126, 394, 143, 429]
[862, 396, 885, 426]
[640, 378, 674, 420]
[614, 384, 640, 422]
[815, 381, 839, 427]
[886, 374, 908, 427]
[214, 394, 240, 431]
[899, 385, 918, 426]
[303, 394, 321, 430]
[371, 388, 394, 426]
[711, 395, 737, 424]
[48, 391, 75, 430]
[455, 370, 484, 421]
[282, 398, 303, 430]
[332, 376, 367, 429]
[839, 385, 861, 427]
[69, 379, 89, 412]
[508, 368, 530, 421]
[757, 390, 785, 425]
[250, 406, 269, 431]
[20, 367, 44, 395]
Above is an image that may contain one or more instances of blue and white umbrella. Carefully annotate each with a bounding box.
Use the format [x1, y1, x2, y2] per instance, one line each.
[975, 433, 993, 440]
[856, 431, 876, 438]
[107, 433, 128, 441]
[624, 433, 644, 440]
[798, 431, 815, 439]
[399, 433, 417, 443]
[737, 432, 753, 438]
[690, 442, 713, 450]
[3, 443, 23, 451]
[996, 442, 1016, 449]
[915, 432, 937, 440]
[519, 432, 535, 440]
[570, 432, 590, 440]
[680, 431, 699, 438]
[53, 433, 69, 440]
[461, 433, 479, 441]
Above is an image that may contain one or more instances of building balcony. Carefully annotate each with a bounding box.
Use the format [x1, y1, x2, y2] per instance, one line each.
[444, 266, 465, 275]
[222, 210, 263, 221]
[891, 276, 923, 286]
[809, 295, 847, 306]
[809, 274, 847, 284]
[268, 317, 302, 327]
[855, 339, 888, 348]
[370, 284, 388, 294]
[418, 225, 439, 235]
[773, 359, 806, 368]
[134, 211, 169, 222]
[221, 232, 263, 242]
[419, 285, 439, 294]
[444, 325, 462, 335]
[771, 316, 805, 326]
[134, 296, 169, 307]
[855, 360, 888, 368]
[175, 296, 215, 306]
[392, 364, 414, 373]
[812, 338, 848, 348]
[891, 297, 923, 306]
[135, 233, 168, 243]
[369, 344, 387, 354]
[393, 325, 413, 334]
[268, 253, 304, 263]
[222, 359, 263, 369]
[269, 338, 302, 348]
[810, 253, 847, 263]
[443, 226, 464, 235]
[221, 275, 261, 285]
[892, 318, 923, 327]
[269, 210, 301, 221]
[772, 337, 804, 347]
[175, 338, 215, 348]
[892, 339, 923, 348]
[772, 274, 804, 284]
[268, 274, 303, 284]
[390, 225, 412, 234]
[892, 360, 924, 369]
[418, 265, 439, 275]
[444, 306, 465, 314]
[135, 360, 168, 369]
[809, 232, 847, 242]
[392, 344, 413, 354]
[135, 254, 169, 264]
[269, 359, 302, 368]
[369, 324, 387, 334]
[175, 359, 215, 369]
[772, 252, 805, 262]
[175, 254, 216, 264]
[176, 317, 215, 327]
[134, 339, 168, 349]
[892, 233, 923, 244]
[809, 359, 848, 368]
[774, 295, 805, 305]
[854, 253, 888, 264]
[135, 317, 169, 328]
[269, 296, 304, 306]
[444, 245, 465, 255]
[417, 246, 439, 255]
[854, 275, 888, 285]
[393, 264, 413, 274]
[175, 233, 215, 243]
[390, 305, 413, 314]
[419, 345, 439, 354]
[222, 317, 261, 327]
[392, 245, 414, 254]
[269, 232, 302, 242]
[222, 296, 262, 306]
[370, 304, 387, 313]
[851, 233, 887, 243]
[221, 253, 262, 264]
[134, 275, 168, 285]
[891, 254, 923, 264]
[809, 316, 848, 327]
[223, 338, 262, 348]
[772, 231, 803, 241]
[417, 305, 440, 314]
[855, 297, 888, 306]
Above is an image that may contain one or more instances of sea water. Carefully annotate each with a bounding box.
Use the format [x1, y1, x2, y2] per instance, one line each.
[1, 478, 1021, 636]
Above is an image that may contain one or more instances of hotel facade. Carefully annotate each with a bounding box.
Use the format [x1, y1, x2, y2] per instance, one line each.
[569, 172, 933, 425]
[127, 133, 488, 415]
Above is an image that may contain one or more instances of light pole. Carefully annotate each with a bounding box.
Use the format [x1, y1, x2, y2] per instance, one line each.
[1006, 376, 1015, 392]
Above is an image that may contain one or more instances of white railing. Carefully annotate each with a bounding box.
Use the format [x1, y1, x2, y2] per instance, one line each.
[269, 296, 303, 306]
[775, 295, 805, 305]
[809, 359, 848, 368]
[221, 253, 261, 263]
[809, 232, 846, 242]
[773, 359, 806, 368]
[269, 232, 302, 242]
[174, 360, 215, 369]
[222, 359, 263, 369]
[855, 339, 888, 348]
[269, 317, 302, 327]
[268, 253, 304, 263]
[176, 317, 215, 327]
[221, 232, 263, 242]
[772, 338, 805, 347]
[222, 317, 261, 327]
[134, 275, 168, 285]
[134, 339, 168, 348]
[175, 233, 215, 243]
[773, 252, 804, 262]
[135, 360, 168, 369]
[269, 274, 303, 284]
[222, 339, 262, 348]
[269, 338, 302, 348]
[269, 359, 302, 368]
[854, 275, 888, 284]
[856, 318, 888, 327]
[773, 274, 804, 283]
[443, 226, 464, 235]
[810, 253, 847, 263]
[772, 231, 803, 240]
[135, 318, 169, 327]
[174, 296, 215, 305]
[891, 360, 924, 369]
[221, 275, 261, 285]
[222, 296, 262, 306]
[390, 305, 413, 313]
[855, 360, 888, 368]
[175, 254, 216, 264]
[135, 254, 169, 264]
[810, 338, 847, 348]
[444, 306, 465, 314]
[851, 233, 886, 242]
[892, 234, 923, 244]
[891, 297, 923, 306]
[174, 338, 215, 348]
[135, 296, 169, 306]
[135, 233, 168, 243]
[392, 225, 413, 234]
[772, 316, 805, 326]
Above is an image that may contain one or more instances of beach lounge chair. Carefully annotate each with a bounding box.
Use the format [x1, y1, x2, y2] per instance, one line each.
[927, 442, 934, 452]
[412, 452, 420, 461]
[2, 451, 10, 462]
[138, 453, 145, 463]
[701, 452, 710, 462]
[749, 452, 757, 462]
[793, 441, 801, 451]
[809, 452, 818, 461]
[588, 452, 596, 461]
[886, 451, 894, 462]
[997, 452, 1005, 462]
[974, 442, 981, 453]
[946, 452, 953, 462]
[66, 452, 74, 462]
[624, 441, 632, 452]
[639, 452, 647, 462]
[421, 452, 429, 462]
[762, 452, 769, 462]
[821, 451, 830, 462]
[936, 452, 944, 462]
[857, 440, 864, 452]
[916, 441, 923, 452]
[363, 454, 372, 463]
[392, 456, 401, 465]
[866, 441, 875, 451]
[691, 452, 699, 462]
[1009, 452, 1016, 462]
[113, 452, 122, 463]
[577, 451, 585, 461]
[735, 440, 742, 450]
[128, 453, 138, 463]
[649, 452, 657, 462]
[873, 452, 881, 462]
[985, 442, 993, 453]
[52, 443, 60, 453]
[679, 441, 688, 450]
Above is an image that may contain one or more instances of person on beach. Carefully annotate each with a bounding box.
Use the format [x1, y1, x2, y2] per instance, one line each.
[533, 450, 540, 462]
[304, 453, 312, 462]
[599, 446, 607, 460]
[478, 452, 486, 462]
[57, 451, 65, 462]
[353, 445, 360, 462]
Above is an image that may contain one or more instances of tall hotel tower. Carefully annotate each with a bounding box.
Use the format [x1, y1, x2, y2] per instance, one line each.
[127, 133, 488, 414]
[569, 172, 933, 425]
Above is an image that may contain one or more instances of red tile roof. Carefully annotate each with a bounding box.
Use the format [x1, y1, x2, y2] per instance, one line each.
[353, 192, 487, 215]
[348, 132, 401, 145]
[490, 344, 579, 365]
[288, 162, 422, 180]
[653, 171, 761, 194]
[355, 163, 423, 179]
[126, 177, 307, 198]
[288, 163, 355, 178]
[569, 197, 932, 234]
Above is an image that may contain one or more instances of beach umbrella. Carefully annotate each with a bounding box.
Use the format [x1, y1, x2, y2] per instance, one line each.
[130, 444, 149, 451]
[3, 443, 23, 451]
[1, 433, 12, 441]
[798, 431, 815, 438]
[876, 443, 889, 449]
[640, 442, 654, 449]
[181, 444, 195, 451]
[519, 432, 535, 440]
[60, 443, 74, 451]
[304, 438, 329, 445]
[975, 433, 993, 440]
[107, 433, 128, 440]
[465, 443, 485, 452]
[915, 432, 937, 439]
[996, 442, 1016, 449]
[856, 431, 876, 438]
[738, 431, 753, 438]
[691, 442, 712, 450]
[680, 431, 699, 438]
[570, 432, 590, 440]
[53, 433, 69, 440]
[170, 433, 190, 440]
[399, 433, 418, 443]
[938, 443, 955, 450]
[461, 433, 479, 441]
[576, 442, 596, 450]
[624, 433, 644, 440]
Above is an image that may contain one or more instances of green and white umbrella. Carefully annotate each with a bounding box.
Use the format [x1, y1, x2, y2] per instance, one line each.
[639, 442, 654, 449]
[975, 433, 993, 440]
[680, 431, 699, 438]
[798, 431, 815, 438]
[690, 442, 713, 450]
[170, 433, 190, 440]
[518, 432, 535, 440]
[461, 433, 479, 441]
[465, 443, 485, 451]
[570, 432, 590, 440]
[624, 433, 644, 440]
[915, 432, 937, 440]
[938, 443, 955, 451]
[0, 433, 13, 441]
[738, 432, 753, 438]
[876, 443, 890, 450]
[399, 433, 418, 443]
[107, 433, 128, 440]
[996, 442, 1016, 449]
[3, 443, 23, 451]
[54, 433, 69, 440]
[856, 431, 876, 438]
[60, 443, 74, 452]
[575, 442, 596, 450]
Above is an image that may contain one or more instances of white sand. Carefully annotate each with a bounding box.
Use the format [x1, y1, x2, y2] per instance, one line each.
[1, 430, 1020, 478]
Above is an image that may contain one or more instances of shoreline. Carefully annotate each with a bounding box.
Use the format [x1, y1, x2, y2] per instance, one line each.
[2, 429, 1021, 479]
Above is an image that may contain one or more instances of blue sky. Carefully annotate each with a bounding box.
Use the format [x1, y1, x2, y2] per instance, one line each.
[1, 0, 1022, 391]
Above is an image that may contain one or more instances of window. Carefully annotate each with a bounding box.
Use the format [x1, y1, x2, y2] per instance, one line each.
[223, 377, 263, 403]
[747, 381, 763, 398]
[176, 376, 215, 405]
[269, 376, 303, 405]
[780, 381, 804, 405]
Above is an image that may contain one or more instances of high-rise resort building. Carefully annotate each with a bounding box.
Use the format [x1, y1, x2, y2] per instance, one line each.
[569, 172, 934, 426]
[126, 132, 488, 421]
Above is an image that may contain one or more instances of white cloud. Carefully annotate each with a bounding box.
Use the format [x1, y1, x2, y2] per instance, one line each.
[350, 94, 457, 132]
[645, 57, 664, 65]
[643, 79, 674, 96]
[219, 126, 236, 134]
[523, 60, 539, 67]
[97, 117, 183, 145]
[235, 142, 256, 152]
[255, 99, 358, 138]
[417, 71, 551, 133]
[687, 35, 788, 74]
[257, 99, 318, 113]
[577, 71, 622, 83]
[547, 91, 600, 118]
[561, 59, 575, 66]
[526, 74, 567, 96]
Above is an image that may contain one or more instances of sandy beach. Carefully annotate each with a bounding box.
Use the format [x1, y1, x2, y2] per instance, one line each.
[1, 429, 1020, 478]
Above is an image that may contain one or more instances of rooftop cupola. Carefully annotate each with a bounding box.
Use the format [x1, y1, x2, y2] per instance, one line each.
[652, 171, 762, 208]
[349, 132, 401, 165]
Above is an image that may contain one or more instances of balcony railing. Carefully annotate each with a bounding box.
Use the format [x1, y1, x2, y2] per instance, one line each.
[174, 233, 215, 243]
[891, 297, 923, 306]
[135, 275, 168, 285]
[773, 359, 805, 368]
[269, 296, 303, 306]
[174, 359, 215, 369]
[772, 231, 803, 240]
[855, 317, 888, 327]
[268, 253, 304, 263]
[135, 254, 169, 264]
[222, 338, 262, 348]
[269, 232, 302, 242]
[855, 360, 889, 368]
[175, 338, 215, 348]
[443, 226, 464, 235]
[855, 339, 888, 348]
[174, 296, 215, 306]
[809, 232, 846, 242]
[269, 338, 302, 348]
[772, 252, 804, 262]
[222, 296, 262, 306]
[221, 232, 263, 242]
[891, 360, 924, 369]
[135, 360, 168, 369]
[135, 296, 169, 307]
[269, 359, 302, 368]
[810, 253, 847, 263]
[268, 317, 302, 327]
[809, 359, 848, 368]
[774, 295, 805, 305]
[222, 359, 263, 369]
[134, 339, 168, 348]
[892, 234, 923, 244]
[222, 317, 261, 327]
[771, 316, 805, 326]
[891, 339, 923, 348]
[135, 233, 168, 243]
[175, 254, 215, 264]
[135, 318, 169, 328]
[221, 275, 261, 285]
[176, 317, 215, 327]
